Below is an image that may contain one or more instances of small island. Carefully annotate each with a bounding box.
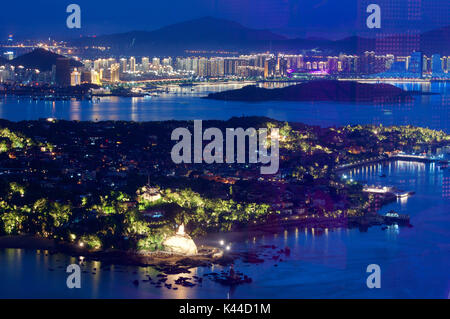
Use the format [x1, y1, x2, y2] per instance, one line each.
[204, 80, 414, 102]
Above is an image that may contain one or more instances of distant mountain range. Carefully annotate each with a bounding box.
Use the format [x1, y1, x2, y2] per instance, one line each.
[6, 48, 82, 72]
[69, 17, 450, 56]
[70, 17, 285, 56]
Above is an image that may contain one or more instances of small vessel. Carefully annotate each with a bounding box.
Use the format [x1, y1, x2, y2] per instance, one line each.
[379, 174, 387, 178]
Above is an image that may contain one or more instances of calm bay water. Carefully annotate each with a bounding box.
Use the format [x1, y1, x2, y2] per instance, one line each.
[0, 82, 449, 132]
[0, 81, 449, 298]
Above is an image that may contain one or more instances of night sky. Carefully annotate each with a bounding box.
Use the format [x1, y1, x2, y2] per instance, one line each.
[1, 0, 449, 40]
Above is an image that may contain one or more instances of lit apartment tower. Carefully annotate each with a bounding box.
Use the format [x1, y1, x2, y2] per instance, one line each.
[141, 57, 149, 72]
[91, 70, 101, 85]
[120, 58, 127, 73]
[55, 57, 71, 86]
[264, 58, 276, 78]
[278, 58, 288, 76]
[361, 51, 375, 74]
[198, 58, 208, 77]
[217, 58, 225, 76]
[70, 68, 81, 86]
[327, 56, 339, 73]
[296, 55, 304, 69]
[152, 57, 160, 68]
[191, 58, 198, 74]
[162, 57, 172, 67]
[431, 54, 443, 75]
[110, 63, 120, 82]
[408, 52, 423, 76]
[129, 57, 136, 72]
[210, 59, 218, 77]
[224, 58, 234, 75]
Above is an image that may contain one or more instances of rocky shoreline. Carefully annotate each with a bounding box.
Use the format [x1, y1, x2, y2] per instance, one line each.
[0, 235, 233, 271]
[0, 206, 411, 275]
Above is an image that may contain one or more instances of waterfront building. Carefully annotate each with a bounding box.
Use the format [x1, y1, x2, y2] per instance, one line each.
[70, 68, 81, 86]
[129, 57, 136, 72]
[120, 58, 127, 73]
[55, 57, 71, 86]
[431, 54, 444, 75]
[91, 70, 101, 85]
[141, 57, 149, 72]
[110, 63, 120, 82]
[264, 58, 276, 78]
[408, 51, 423, 77]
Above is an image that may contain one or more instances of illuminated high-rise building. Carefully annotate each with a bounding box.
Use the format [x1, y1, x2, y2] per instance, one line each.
[141, 57, 149, 72]
[408, 51, 423, 76]
[162, 57, 172, 67]
[152, 57, 160, 68]
[198, 58, 208, 77]
[264, 58, 276, 78]
[120, 58, 127, 73]
[55, 58, 71, 86]
[129, 57, 136, 72]
[70, 68, 81, 86]
[91, 70, 101, 85]
[110, 63, 120, 82]
[431, 54, 443, 75]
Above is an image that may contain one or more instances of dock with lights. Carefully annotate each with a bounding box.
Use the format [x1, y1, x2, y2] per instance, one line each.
[363, 185, 413, 199]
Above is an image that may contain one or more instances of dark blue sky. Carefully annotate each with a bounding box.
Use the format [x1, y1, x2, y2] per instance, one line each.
[1, 0, 449, 40]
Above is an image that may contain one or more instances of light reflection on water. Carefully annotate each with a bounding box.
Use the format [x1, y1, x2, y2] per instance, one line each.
[0, 82, 449, 133]
[1, 161, 448, 298]
[0, 82, 449, 298]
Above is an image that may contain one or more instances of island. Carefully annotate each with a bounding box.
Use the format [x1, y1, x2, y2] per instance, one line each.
[0, 117, 448, 271]
[204, 80, 415, 102]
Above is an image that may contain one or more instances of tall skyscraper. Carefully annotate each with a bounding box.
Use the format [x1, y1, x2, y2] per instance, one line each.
[129, 57, 136, 72]
[431, 54, 443, 75]
[70, 68, 81, 86]
[142, 57, 149, 72]
[408, 51, 423, 77]
[55, 58, 71, 86]
[110, 63, 120, 82]
[91, 70, 101, 85]
[120, 58, 127, 73]
[264, 58, 276, 78]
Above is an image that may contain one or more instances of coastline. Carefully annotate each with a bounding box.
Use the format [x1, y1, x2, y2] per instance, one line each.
[0, 206, 411, 268]
[0, 235, 230, 271]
